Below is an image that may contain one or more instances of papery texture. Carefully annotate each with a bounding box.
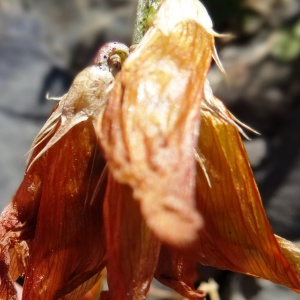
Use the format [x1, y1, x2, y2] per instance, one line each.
[104, 174, 161, 300]
[0, 42, 129, 299]
[0, 207, 22, 300]
[22, 120, 106, 300]
[0, 104, 58, 300]
[99, 20, 213, 247]
[275, 236, 300, 292]
[154, 0, 213, 35]
[27, 66, 115, 170]
[195, 97, 300, 290]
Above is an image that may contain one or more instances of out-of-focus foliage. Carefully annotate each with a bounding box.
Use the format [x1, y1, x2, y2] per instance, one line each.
[272, 21, 300, 61]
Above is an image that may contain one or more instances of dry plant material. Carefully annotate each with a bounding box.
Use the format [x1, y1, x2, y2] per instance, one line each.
[99, 18, 212, 248]
[0, 42, 129, 299]
[0, 0, 300, 299]
[196, 97, 300, 291]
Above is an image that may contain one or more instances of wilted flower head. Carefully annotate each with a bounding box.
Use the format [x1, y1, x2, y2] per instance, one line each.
[0, 42, 129, 299]
[99, 0, 217, 247]
[1, 0, 300, 299]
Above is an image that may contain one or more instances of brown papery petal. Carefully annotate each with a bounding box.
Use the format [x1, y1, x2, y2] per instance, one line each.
[195, 99, 300, 290]
[104, 175, 160, 300]
[0, 104, 59, 300]
[104, 174, 161, 300]
[99, 21, 213, 247]
[275, 235, 300, 292]
[0, 205, 21, 300]
[22, 120, 107, 299]
[0, 43, 128, 299]
[155, 246, 206, 299]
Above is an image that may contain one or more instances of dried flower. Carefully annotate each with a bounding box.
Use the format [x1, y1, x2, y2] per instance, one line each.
[0, 42, 129, 299]
[196, 93, 300, 292]
[98, 2, 214, 248]
[98, 0, 300, 297]
[0, 0, 300, 299]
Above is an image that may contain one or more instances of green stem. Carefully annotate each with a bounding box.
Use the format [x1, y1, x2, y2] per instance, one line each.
[132, 0, 162, 45]
[132, 0, 148, 44]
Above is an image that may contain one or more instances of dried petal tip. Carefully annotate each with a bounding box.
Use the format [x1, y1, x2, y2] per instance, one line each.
[140, 189, 204, 247]
[155, 0, 214, 35]
[154, 0, 229, 74]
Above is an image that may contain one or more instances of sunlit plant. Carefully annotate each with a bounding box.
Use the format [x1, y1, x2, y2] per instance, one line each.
[0, 0, 300, 299]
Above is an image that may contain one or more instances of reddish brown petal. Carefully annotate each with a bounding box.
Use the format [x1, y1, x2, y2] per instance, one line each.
[195, 99, 300, 290]
[104, 174, 161, 299]
[99, 21, 213, 247]
[0, 221, 18, 299]
[22, 120, 107, 299]
[0, 105, 59, 299]
[155, 246, 206, 299]
[275, 236, 300, 292]
[99, 291, 110, 300]
[0, 43, 129, 299]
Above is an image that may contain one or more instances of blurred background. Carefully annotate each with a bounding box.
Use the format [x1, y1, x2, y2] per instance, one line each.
[0, 0, 299, 299]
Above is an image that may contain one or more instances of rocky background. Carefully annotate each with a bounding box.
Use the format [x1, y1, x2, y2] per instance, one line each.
[0, 0, 300, 299]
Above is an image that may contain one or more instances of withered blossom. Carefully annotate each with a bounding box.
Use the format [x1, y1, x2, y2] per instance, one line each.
[1, 0, 300, 299]
[0, 42, 129, 299]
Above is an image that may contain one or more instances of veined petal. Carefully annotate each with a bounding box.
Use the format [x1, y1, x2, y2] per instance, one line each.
[195, 97, 300, 290]
[22, 120, 107, 299]
[99, 20, 213, 247]
[275, 235, 300, 292]
[0, 42, 129, 299]
[27, 66, 113, 170]
[155, 246, 205, 299]
[0, 105, 58, 299]
[27, 42, 129, 170]
[104, 174, 161, 299]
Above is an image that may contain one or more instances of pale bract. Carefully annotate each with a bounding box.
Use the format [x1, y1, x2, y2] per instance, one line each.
[154, 0, 213, 35]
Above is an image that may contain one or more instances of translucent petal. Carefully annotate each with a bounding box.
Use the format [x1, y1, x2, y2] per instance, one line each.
[21, 121, 107, 299]
[104, 174, 161, 299]
[0, 42, 129, 299]
[0, 112, 57, 299]
[99, 21, 213, 247]
[195, 98, 300, 290]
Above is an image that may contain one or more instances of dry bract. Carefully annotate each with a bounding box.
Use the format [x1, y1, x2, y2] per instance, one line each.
[0, 0, 300, 299]
[98, 20, 213, 247]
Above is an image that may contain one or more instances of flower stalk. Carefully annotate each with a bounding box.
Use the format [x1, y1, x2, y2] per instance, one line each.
[132, 0, 162, 44]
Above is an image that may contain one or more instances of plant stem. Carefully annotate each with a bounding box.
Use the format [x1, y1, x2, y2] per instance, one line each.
[132, 0, 148, 44]
[132, 0, 162, 45]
